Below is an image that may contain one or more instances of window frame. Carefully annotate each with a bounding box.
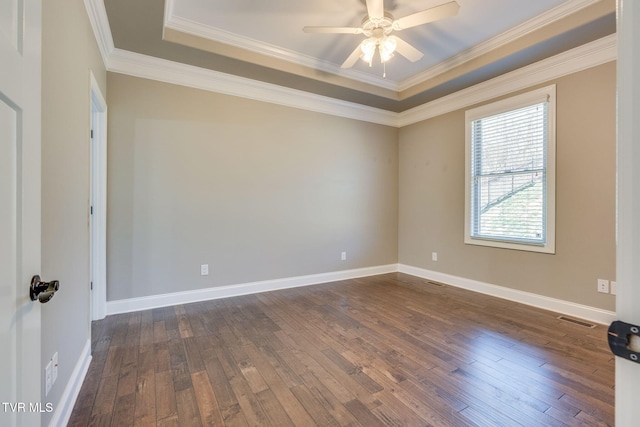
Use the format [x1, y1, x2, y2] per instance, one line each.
[464, 85, 556, 254]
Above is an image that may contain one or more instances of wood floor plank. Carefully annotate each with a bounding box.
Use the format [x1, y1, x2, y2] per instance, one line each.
[153, 320, 168, 344]
[139, 311, 154, 348]
[155, 370, 178, 422]
[110, 393, 135, 427]
[102, 346, 123, 380]
[183, 336, 206, 374]
[255, 343, 303, 389]
[90, 375, 118, 418]
[200, 349, 241, 415]
[296, 372, 363, 427]
[156, 415, 180, 427]
[134, 369, 156, 425]
[168, 340, 192, 393]
[344, 399, 385, 427]
[153, 342, 171, 374]
[115, 358, 137, 398]
[191, 370, 225, 426]
[242, 341, 316, 426]
[175, 387, 203, 427]
[227, 371, 270, 426]
[69, 273, 615, 426]
[289, 383, 341, 427]
[255, 388, 296, 427]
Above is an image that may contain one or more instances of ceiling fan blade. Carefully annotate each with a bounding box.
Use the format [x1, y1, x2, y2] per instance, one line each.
[365, 0, 384, 20]
[394, 37, 424, 62]
[393, 1, 459, 30]
[341, 45, 363, 68]
[303, 26, 363, 34]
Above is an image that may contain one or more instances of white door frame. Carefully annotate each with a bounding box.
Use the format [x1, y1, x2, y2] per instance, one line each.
[615, 0, 640, 425]
[90, 71, 107, 321]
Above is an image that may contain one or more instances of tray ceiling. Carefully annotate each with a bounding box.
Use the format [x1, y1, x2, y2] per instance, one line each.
[103, 0, 616, 112]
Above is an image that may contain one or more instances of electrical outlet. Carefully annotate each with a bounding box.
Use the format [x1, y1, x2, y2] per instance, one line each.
[341, 251, 347, 261]
[432, 252, 438, 262]
[52, 352, 58, 384]
[610, 281, 617, 295]
[200, 264, 209, 276]
[45, 360, 52, 396]
[597, 279, 609, 294]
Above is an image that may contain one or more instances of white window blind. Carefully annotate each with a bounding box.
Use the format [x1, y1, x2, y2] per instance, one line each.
[465, 85, 556, 253]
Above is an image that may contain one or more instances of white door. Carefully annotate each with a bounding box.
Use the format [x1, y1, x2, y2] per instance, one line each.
[616, 1, 640, 426]
[0, 0, 42, 426]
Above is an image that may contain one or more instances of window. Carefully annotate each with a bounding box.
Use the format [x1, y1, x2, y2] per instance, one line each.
[464, 85, 556, 253]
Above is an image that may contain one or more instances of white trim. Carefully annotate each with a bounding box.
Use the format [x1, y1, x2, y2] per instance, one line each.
[85, 0, 616, 126]
[105, 35, 615, 128]
[398, 264, 616, 325]
[163, 11, 398, 91]
[398, 34, 617, 127]
[106, 263, 615, 326]
[83, 0, 114, 67]
[47, 340, 92, 427]
[89, 71, 107, 321]
[108, 48, 399, 126]
[463, 85, 557, 254]
[163, 0, 600, 92]
[399, 0, 602, 90]
[106, 264, 399, 315]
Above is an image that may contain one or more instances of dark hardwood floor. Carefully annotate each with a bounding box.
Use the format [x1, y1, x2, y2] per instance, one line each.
[68, 273, 614, 426]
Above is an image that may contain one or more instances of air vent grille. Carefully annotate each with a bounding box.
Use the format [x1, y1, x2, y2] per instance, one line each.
[557, 315, 596, 328]
[425, 281, 445, 287]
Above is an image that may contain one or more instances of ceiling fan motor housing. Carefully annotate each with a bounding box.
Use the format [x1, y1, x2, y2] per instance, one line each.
[361, 12, 394, 37]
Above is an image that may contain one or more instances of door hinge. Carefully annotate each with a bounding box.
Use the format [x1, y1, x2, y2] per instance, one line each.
[90, 205, 93, 215]
[90, 129, 94, 139]
[90, 281, 93, 290]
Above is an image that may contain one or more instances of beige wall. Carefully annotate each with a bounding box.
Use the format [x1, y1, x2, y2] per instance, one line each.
[41, 0, 107, 424]
[399, 62, 616, 311]
[107, 74, 399, 301]
[107, 63, 616, 311]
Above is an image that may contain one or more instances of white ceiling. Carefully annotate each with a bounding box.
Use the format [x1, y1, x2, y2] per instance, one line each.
[165, 0, 570, 87]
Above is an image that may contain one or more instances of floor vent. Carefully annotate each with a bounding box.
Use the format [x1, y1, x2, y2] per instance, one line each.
[426, 281, 445, 287]
[557, 315, 596, 328]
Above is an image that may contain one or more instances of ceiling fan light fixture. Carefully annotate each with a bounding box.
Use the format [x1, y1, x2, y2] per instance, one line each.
[307, 1, 460, 72]
[379, 36, 397, 63]
[360, 38, 376, 66]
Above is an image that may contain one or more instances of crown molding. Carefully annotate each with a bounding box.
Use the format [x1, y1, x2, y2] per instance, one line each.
[397, 33, 617, 127]
[83, 0, 615, 128]
[83, 0, 114, 67]
[399, 0, 602, 91]
[162, 0, 603, 94]
[163, 10, 399, 91]
[108, 48, 399, 126]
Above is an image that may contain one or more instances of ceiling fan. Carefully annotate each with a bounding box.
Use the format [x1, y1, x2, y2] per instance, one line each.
[303, 0, 460, 72]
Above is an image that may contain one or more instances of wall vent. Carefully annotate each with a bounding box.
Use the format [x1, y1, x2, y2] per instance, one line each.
[557, 315, 596, 328]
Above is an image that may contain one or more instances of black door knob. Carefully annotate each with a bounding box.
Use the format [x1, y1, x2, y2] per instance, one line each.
[30, 275, 60, 303]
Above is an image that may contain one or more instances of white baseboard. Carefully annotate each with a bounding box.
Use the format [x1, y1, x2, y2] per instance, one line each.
[398, 264, 616, 325]
[106, 263, 615, 326]
[48, 339, 92, 427]
[106, 264, 399, 315]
